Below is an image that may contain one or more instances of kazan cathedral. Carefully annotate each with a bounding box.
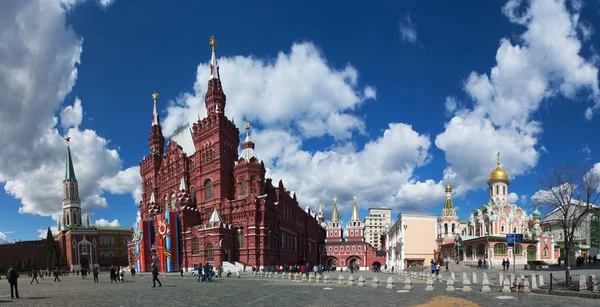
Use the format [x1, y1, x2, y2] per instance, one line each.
[128, 37, 325, 273]
[437, 153, 558, 266]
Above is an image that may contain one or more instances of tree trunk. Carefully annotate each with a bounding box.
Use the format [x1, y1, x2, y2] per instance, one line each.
[564, 246, 571, 287]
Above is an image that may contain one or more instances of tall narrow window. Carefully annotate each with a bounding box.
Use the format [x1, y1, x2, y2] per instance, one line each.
[192, 238, 199, 255]
[164, 196, 168, 212]
[495, 186, 498, 195]
[205, 180, 213, 200]
[444, 224, 448, 235]
[241, 179, 246, 195]
[451, 224, 456, 234]
[503, 186, 506, 195]
[171, 193, 176, 211]
[281, 232, 285, 249]
[205, 243, 214, 262]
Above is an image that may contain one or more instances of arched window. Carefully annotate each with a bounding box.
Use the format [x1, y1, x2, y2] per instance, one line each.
[444, 224, 448, 235]
[503, 186, 506, 195]
[494, 243, 508, 255]
[164, 196, 168, 212]
[205, 180, 213, 200]
[192, 238, 199, 255]
[205, 243, 214, 262]
[466, 246, 473, 257]
[495, 186, 498, 195]
[171, 193, 176, 211]
[514, 244, 522, 255]
[109, 237, 115, 245]
[543, 246, 548, 257]
[451, 224, 456, 234]
[241, 179, 246, 195]
[100, 237, 106, 245]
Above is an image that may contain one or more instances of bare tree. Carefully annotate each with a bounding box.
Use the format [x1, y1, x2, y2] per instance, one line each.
[533, 162, 600, 286]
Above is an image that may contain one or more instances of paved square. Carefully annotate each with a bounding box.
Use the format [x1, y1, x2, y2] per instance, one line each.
[0, 272, 599, 306]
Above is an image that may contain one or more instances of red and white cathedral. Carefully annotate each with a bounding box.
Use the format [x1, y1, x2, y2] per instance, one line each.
[128, 37, 326, 272]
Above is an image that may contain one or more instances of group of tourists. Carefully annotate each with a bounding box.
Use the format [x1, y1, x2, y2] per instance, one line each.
[501, 258, 511, 271]
[575, 254, 598, 267]
[476, 258, 488, 270]
[109, 265, 125, 283]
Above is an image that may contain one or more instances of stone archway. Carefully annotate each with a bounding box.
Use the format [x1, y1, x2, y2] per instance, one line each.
[80, 257, 90, 270]
[326, 257, 338, 269]
[346, 256, 361, 270]
[372, 261, 382, 270]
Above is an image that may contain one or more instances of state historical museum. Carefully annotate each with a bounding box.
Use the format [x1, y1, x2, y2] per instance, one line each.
[129, 37, 326, 272]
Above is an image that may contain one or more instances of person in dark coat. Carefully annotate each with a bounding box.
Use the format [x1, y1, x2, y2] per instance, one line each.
[151, 263, 162, 287]
[30, 269, 39, 284]
[7, 265, 19, 299]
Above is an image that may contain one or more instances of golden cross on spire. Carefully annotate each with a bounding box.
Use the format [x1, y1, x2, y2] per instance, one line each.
[497, 152, 501, 166]
[245, 120, 250, 131]
[65, 136, 71, 144]
[209, 36, 217, 52]
[333, 197, 337, 203]
[353, 195, 357, 201]
[152, 91, 158, 102]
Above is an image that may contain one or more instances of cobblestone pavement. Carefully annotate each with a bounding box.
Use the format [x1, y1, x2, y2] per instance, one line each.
[0, 272, 598, 307]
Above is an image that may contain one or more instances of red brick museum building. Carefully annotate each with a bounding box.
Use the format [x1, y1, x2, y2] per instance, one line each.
[129, 38, 326, 272]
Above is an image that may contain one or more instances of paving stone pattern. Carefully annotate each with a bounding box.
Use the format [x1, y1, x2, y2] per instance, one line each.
[0, 271, 598, 307]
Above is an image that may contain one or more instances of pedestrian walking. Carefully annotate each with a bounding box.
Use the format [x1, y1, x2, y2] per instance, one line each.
[7, 265, 19, 299]
[53, 268, 61, 282]
[152, 263, 162, 287]
[30, 269, 39, 284]
[93, 266, 99, 283]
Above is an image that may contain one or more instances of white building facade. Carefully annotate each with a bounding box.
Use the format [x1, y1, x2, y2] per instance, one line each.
[364, 208, 392, 250]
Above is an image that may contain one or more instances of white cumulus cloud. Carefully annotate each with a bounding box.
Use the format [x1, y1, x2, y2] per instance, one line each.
[94, 219, 121, 227]
[398, 13, 418, 45]
[426, 0, 600, 200]
[162, 43, 438, 217]
[0, 0, 138, 222]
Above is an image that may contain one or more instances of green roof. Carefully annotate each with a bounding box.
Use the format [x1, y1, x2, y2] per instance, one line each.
[95, 226, 132, 231]
[65, 144, 77, 181]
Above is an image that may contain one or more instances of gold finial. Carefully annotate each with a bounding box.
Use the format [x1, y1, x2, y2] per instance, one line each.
[152, 91, 158, 102]
[353, 195, 357, 201]
[333, 197, 337, 203]
[319, 199, 323, 205]
[245, 120, 250, 131]
[497, 152, 501, 166]
[209, 36, 217, 52]
[65, 136, 71, 144]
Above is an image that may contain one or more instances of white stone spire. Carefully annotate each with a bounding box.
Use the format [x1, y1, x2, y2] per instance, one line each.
[179, 176, 188, 191]
[149, 192, 156, 204]
[152, 91, 160, 126]
[209, 36, 220, 80]
[209, 208, 222, 226]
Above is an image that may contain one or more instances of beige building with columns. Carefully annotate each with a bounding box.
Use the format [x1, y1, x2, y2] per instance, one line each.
[386, 212, 438, 270]
[364, 208, 392, 250]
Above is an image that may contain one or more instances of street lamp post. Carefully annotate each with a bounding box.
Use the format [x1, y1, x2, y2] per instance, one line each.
[513, 227, 517, 275]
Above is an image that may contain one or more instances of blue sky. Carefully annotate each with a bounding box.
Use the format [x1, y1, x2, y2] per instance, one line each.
[1, 0, 600, 242]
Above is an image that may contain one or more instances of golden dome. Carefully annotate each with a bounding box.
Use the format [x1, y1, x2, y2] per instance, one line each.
[488, 152, 510, 184]
[445, 184, 452, 193]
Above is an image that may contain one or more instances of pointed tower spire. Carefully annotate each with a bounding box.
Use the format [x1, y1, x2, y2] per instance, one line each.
[331, 197, 339, 222]
[209, 208, 223, 227]
[318, 199, 323, 214]
[205, 36, 226, 115]
[86, 212, 91, 227]
[179, 176, 188, 191]
[209, 36, 220, 80]
[350, 195, 360, 221]
[152, 91, 160, 126]
[239, 120, 259, 161]
[65, 137, 76, 181]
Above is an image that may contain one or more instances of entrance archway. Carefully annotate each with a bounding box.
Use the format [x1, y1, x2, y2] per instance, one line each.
[80, 257, 90, 270]
[347, 256, 361, 269]
[326, 258, 337, 269]
[372, 261, 382, 271]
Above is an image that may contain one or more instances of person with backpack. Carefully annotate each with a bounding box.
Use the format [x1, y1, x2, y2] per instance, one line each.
[7, 264, 19, 299]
